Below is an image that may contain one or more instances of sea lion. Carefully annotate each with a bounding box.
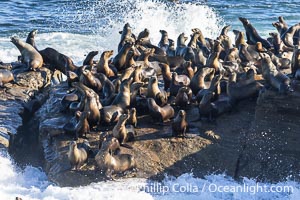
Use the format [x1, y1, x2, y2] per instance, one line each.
[113, 42, 134, 71]
[0, 69, 14, 87]
[260, 53, 291, 94]
[80, 69, 102, 93]
[172, 110, 188, 137]
[67, 140, 89, 170]
[160, 63, 172, 90]
[170, 72, 190, 97]
[167, 39, 176, 57]
[281, 23, 300, 48]
[96, 50, 115, 77]
[111, 77, 132, 110]
[39, 47, 79, 74]
[182, 61, 196, 80]
[227, 71, 263, 101]
[196, 74, 222, 102]
[190, 67, 215, 95]
[10, 36, 43, 71]
[101, 105, 124, 124]
[127, 108, 137, 128]
[239, 17, 271, 49]
[146, 76, 162, 98]
[84, 91, 101, 127]
[174, 86, 192, 107]
[206, 41, 224, 73]
[158, 30, 169, 52]
[137, 30, 166, 56]
[175, 33, 188, 56]
[75, 111, 90, 139]
[147, 98, 174, 122]
[118, 23, 134, 51]
[26, 29, 38, 50]
[83, 51, 99, 67]
[113, 113, 134, 144]
[233, 30, 246, 48]
[292, 45, 300, 76]
[95, 137, 136, 177]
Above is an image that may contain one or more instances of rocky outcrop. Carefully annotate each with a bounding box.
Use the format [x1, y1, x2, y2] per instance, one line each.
[0, 67, 52, 149]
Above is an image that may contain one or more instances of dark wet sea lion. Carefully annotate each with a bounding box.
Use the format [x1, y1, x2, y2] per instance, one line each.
[147, 98, 174, 122]
[175, 86, 192, 107]
[127, 108, 137, 128]
[80, 69, 102, 93]
[281, 23, 300, 48]
[0, 69, 14, 87]
[158, 29, 169, 52]
[68, 140, 89, 170]
[75, 111, 90, 139]
[113, 42, 134, 71]
[239, 17, 272, 49]
[172, 110, 188, 137]
[26, 29, 38, 50]
[83, 50, 99, 66]
[39, 47, 79, 74]
[10, 36, 43, 71]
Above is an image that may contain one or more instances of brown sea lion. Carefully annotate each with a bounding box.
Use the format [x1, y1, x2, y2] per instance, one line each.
[0, 69, 14, 87]
[127, 108, 137, 128]
[281, 23, 300, 48]
[80, 69, 102, 93]
[260, 53, 291, 94]
[67, 140, 89, 170]
[147, 98, 174, 122]
[95, 50, 115, 77]
[182, 61, 196, 80]
[95, 137, 136, 177]
[196, 74, 222, 102]
[84, 91, 101, 127]
[160, 63, 172, 90]
[113, 113, 134, 144]
[190, 67, 215, 95]
[113, 42, 134, 71]
[26, 29, 38, 50]
[170, 72, 190, 97]
[174, 86, 192, 107]
[118, 23, 134, 51]
[75, 111, 90, 139]
[146, 76, 161, 98]
[175, 33, 188, 56]
[111, 77, 132, 110]
[10, 36, 43, 71]
[227, 71, 263, 101]
[172, 110, 188, 137]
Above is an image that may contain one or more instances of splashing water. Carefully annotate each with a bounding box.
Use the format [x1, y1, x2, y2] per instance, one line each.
[0, 0, 224, 65]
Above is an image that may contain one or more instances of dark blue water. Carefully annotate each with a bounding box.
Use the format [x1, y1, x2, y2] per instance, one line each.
[1, 0, 300, 37]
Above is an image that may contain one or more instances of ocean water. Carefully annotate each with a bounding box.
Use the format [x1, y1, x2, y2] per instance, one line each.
[0, 0, 300, 199]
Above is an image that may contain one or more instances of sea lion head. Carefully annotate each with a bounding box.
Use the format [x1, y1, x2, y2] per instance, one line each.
[149, 76, 158, 84]
[10, 36, 20, 44]
[178, 110, 186, 117]
[69, 141, 77, 150]
[120, 113, 129, 121]
[160, 30, 168, 35]
[238, 17, 249, 25]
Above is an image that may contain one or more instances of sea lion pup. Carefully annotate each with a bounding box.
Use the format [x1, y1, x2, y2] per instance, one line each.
[26, 29, 38, 50]
[260, 53, 291, 94]
[196, 74, 222, 102]
[190, 67, 215, 95]
[67, 140, 89, 170]
[175, 33, 188, 56]
[113, 42, 134, 71]
[0, 69, 14, 87]
[147, 98, 174, 122]
[111, 77, 132, 110]
[10, 36, 43, 71]
[158, 30, 169, 52]
[126, 108, 137, 128]
[113, 113, 134, 145]
[80, 69, 102, 93]
[174, 86, 192, 107]
[281, 23, 300, 48]
[95, 50, 115, 77]
[238, 17, 272, 49]
[95, 137, 136, 178]
[83, 50, 99, 67]
[172, 110, 188, 137]
[227, 71, 263, 102]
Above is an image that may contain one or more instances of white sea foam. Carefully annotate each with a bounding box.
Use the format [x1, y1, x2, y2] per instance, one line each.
[0, 0, 224, 65]
[0, 150, 299, 200]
